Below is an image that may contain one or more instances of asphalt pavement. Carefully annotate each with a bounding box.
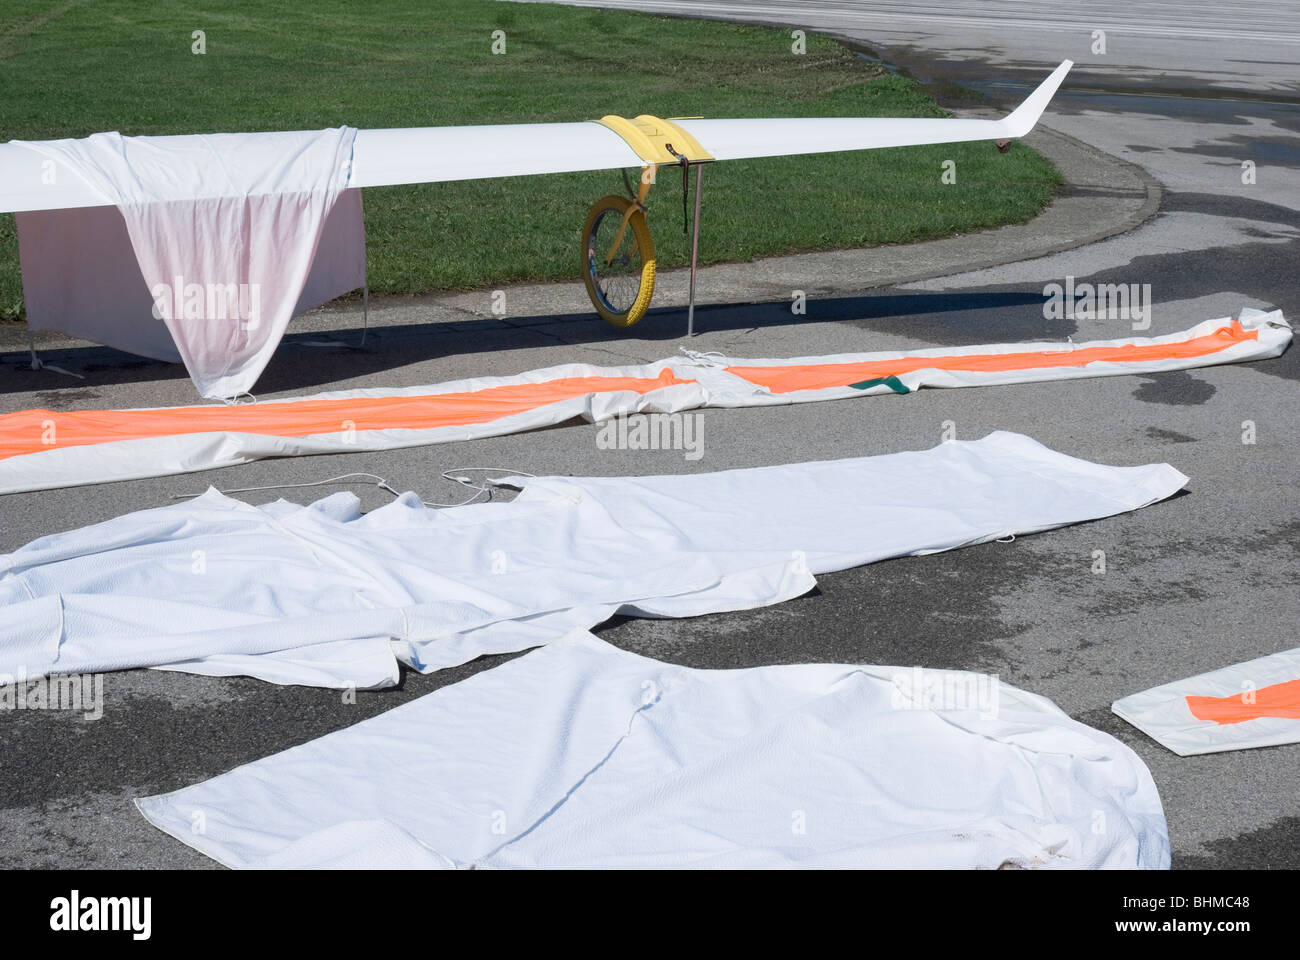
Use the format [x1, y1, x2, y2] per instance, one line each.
[1, 1, 1297, 869]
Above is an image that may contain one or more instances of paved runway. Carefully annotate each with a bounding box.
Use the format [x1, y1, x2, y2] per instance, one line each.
[1, 1, 1297, 868]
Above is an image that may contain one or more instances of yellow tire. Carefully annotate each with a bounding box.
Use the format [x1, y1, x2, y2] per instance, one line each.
[582, 194, 656, 328]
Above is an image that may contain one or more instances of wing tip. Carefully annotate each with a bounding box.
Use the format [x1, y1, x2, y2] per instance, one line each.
[1002, 60, 1072, 138]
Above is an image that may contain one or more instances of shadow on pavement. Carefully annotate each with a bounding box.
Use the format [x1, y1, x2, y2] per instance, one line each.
[0, 289, 1052, 399]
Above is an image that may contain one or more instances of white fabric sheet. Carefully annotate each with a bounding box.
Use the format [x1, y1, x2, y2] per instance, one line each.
[13, 128, 360, 398]
[15, 204, 181, 362]
[15, 189, 365, 367]
[0, 309, 1283, 497]
[1112, 648, 1300, 756]
[0, 433, 1186, 689]
[136, 630, 1169, 870]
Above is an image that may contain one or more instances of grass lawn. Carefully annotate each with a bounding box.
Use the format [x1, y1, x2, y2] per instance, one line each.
[0, 0, 1061, 318]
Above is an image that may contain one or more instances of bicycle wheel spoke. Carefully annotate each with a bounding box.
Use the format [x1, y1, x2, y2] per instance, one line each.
[589, 208, 642, 314]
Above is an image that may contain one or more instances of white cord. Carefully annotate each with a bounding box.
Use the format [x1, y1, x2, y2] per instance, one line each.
[170, 472, 404, 500]
[1038, 336, 1075, 357]
[427, 467, 537, 508]
[678, 347, 728, 368]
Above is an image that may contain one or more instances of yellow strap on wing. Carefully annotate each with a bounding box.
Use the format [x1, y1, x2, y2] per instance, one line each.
[594, 114, 714, 165]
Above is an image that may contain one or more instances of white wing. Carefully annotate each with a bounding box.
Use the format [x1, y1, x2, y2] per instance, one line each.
[676, 60, 1072, 160]
[0, 61, 1070, 213]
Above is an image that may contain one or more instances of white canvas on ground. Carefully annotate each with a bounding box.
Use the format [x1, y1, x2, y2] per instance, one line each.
[694, 308, 1292, 405]
[0, 433, 1186, 689]
[0, 309, 1282, 496]
[136, 630, 1170, 870]
[1113, 647, 1300, 756]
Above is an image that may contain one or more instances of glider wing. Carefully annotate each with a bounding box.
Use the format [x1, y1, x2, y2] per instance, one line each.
[0, 61, 1072, 213]
[673, 60, 1073, 161]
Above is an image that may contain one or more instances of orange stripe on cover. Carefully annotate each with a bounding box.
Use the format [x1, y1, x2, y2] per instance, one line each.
[1185, 677, 1300, 726]
[0, 370, 693, 461]
[726, 322, 1259, 394]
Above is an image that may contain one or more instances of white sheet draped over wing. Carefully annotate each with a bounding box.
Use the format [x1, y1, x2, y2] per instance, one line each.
[0, 61, 1071, 212]
[10, 128, 359, 399]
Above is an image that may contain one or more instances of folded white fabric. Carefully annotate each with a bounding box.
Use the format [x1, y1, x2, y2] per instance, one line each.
[1113, 648, 1300, 756]
[136, 631, 1170, 869]
[0, 432, 1187, 689]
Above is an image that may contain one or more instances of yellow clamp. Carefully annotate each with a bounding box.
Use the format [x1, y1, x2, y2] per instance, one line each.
[594, 114, 714, 165]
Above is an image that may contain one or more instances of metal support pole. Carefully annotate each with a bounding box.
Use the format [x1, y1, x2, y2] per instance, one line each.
[686, 163, 703, 338]
[359, 280, 369, 347]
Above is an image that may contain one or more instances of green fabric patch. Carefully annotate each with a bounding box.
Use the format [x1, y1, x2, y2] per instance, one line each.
[848, 375, 910, 394]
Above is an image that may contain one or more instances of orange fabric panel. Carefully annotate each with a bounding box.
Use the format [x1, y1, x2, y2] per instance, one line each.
[726, 322, 1260, 394]
[0, 370, 694, 461]
[1185, 677, 1300, 726]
